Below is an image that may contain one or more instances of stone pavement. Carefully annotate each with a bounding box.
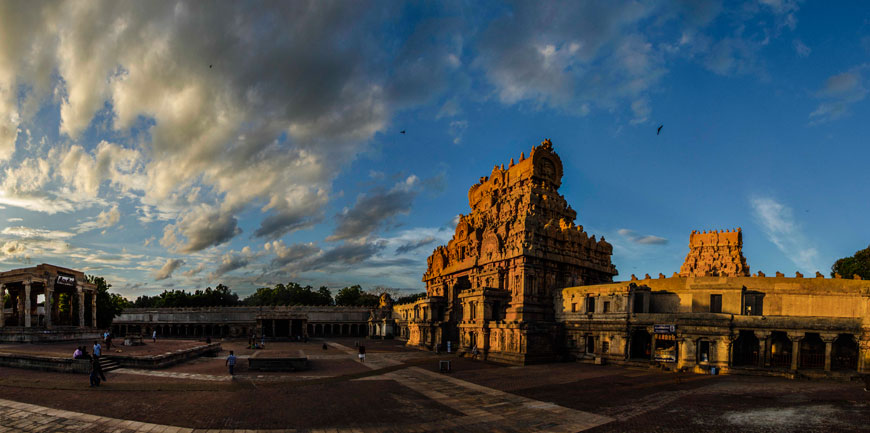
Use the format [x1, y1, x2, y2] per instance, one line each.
[0, 342, 616, 432]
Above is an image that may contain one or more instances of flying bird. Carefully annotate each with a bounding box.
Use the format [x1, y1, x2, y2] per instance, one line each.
[209, 64, 213, 68]
[657, 125, 663, 135]
[400, 130, 406, 134]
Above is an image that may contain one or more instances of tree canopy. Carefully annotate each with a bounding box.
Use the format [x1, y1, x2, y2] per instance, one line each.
[395, 292, 427, 305]
[831, 245, 870, 280]
[334, 285, 379, 307]
[87, 275, 131, 329]
[242, 283, 333, 306]
[132, 284, 240, 308]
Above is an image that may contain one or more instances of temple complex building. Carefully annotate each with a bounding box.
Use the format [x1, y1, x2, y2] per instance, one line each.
[404, 139, 617, 364]
[112, 306, 371, 339]
[389, 143, 870, 377]
[558, 229, 870, 377]
[0, 264, 100, 342]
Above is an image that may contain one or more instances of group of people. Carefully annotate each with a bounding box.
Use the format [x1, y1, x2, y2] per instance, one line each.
[75, 340, 107, 387]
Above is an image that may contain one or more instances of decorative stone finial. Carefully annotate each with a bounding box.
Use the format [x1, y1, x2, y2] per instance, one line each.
[795, 271, 803, 278]
[815, 271, 824, 278]
[775, 271, 784, 277]
[854, 274, 862, 280]
[659, 273, 666, 279]
[631, 274, 638, 281]
[644, 273, 651, 280]
[834, 272, 842, 279]
[757, 271, 765, 277]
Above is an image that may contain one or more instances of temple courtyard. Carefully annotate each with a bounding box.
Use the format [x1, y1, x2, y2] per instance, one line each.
[0, 338, 867, 432]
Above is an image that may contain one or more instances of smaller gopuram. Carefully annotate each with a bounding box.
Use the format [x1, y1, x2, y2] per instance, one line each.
[679, 229, 750, 277]
[0, 264, 100, 342]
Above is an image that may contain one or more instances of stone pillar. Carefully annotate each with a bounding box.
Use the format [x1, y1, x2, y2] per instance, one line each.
[0, 283, 5, 328]
[650, 333, 657, 361]
[822, 334, 837, 372]
[789, 332, 803, 371]
[760, 333, 771, 368]
[24, 281, 31, 328]
[91, 292, 97, 328]
[77, 287, 85, 328]
[271, 320, 276, 337]
[44, 281, 52, 329]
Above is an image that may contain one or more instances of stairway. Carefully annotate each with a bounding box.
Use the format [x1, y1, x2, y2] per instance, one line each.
[99, 357, 121, 372]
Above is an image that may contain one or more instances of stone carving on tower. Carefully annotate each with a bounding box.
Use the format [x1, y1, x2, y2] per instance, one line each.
[405, 139, 617, 364]
[679, 229, 750, 277]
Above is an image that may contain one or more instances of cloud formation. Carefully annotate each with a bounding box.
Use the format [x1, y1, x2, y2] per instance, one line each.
[750, 197, 820, 273]
[809, 68, 868, 124]
[153, 258, 184, 281]
[328, 176, 420, 242]
[618, 229, 668, 245]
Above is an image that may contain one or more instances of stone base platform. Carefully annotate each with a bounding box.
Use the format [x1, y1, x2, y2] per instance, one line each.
[0, 327, 101, 343]
[0, 339, 220, 373]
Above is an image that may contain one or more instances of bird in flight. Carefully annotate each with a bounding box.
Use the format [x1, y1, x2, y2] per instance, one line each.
[209, 64, 213, 68]
[400, 130, 406, 134]
[657, 125, 663, 135]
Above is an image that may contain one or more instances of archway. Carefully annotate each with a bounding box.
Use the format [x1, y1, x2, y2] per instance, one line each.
[832, 334, 858, 371]
[769, 332, 792, 368]
[732, 331, 760, 366]
[799, 333, 825, 369]
[629, 329, 652, 360]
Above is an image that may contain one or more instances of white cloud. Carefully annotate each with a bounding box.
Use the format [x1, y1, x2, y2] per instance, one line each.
[809, 69, 868, 124]
[74, 205, 121, 233]
[793, 39, 811, 58]
[750, 197, 821, 273]
[617, 228, 668, 245]
[154, 258, 185, 281]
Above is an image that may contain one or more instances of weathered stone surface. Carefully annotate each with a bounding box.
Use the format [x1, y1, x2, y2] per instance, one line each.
[679, 229, 750, 277]
[405, 139, 617, 364]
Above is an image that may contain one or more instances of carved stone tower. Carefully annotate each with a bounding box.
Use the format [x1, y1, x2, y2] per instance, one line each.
[407, 139, 617, 364]
[679, 229, 750, 277]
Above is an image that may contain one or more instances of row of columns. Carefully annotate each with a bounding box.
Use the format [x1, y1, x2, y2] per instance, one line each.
[0, 282, 95, 329]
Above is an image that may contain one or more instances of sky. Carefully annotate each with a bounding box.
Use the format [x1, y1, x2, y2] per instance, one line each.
[0, 1, 869, 300]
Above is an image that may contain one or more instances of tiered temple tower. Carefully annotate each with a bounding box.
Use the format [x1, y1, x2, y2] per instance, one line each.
[679, 229, 750, 277]
[408, 139, 617, 364]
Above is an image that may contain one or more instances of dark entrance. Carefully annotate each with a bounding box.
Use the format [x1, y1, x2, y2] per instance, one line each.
[629, 329, 652, 360]
[769, 332, 792, 368]
[832, 334, 858, 371]
[732, 330, 760, 366]
[799, 333, 825, 369]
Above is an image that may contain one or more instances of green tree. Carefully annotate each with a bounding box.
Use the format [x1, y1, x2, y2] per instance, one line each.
[831, 245, 870, 279]
[395, 292, 426, 304]
[334, 285, 379, 307]
[87, 275, 130, 328]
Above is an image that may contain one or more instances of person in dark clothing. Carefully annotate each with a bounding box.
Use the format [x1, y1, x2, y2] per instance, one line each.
[89, 358, 103, 387]
[92, 356, 106, 383]
[322, 343, 328, 350]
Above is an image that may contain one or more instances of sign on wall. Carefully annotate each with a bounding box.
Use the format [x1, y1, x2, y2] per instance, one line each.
[56, 275, 76, 286]
[654, 324, 675, 334]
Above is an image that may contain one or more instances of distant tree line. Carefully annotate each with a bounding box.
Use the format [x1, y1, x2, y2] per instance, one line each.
[129, 282, 426, 309]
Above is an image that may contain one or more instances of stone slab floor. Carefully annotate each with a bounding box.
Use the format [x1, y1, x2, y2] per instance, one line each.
[0, 338, 867, 432]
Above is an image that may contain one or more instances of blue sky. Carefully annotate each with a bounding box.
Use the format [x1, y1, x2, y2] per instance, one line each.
[0, 1, 868, 299]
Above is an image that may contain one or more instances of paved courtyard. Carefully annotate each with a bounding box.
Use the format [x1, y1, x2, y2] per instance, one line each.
[0, 338, 867, 432]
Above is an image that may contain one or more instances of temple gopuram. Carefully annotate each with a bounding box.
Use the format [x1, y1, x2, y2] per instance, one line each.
[402, 139, 617, 364]
[679, 229, 750, 277]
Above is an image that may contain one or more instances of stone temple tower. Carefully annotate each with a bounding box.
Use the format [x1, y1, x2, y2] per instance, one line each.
[407, 139, 617, 364]
[679, 229, 750, 277]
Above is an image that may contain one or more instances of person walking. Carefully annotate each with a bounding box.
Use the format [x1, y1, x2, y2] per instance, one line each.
[93, 341, 102, 359]
[93, 355, 106, 383]
[152, 330, 157, 343]
[358, 345, 366, 362]
[89, 358, 101, 387]
[226, 350, 237, 376]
